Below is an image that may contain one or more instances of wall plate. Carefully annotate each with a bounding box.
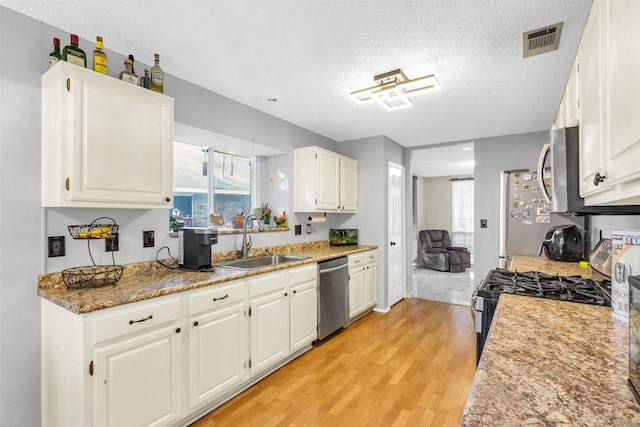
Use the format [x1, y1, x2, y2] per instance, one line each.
[105, 233, 119, 252]
[143, 230, 155, 248]
[48, 236, 65, 257]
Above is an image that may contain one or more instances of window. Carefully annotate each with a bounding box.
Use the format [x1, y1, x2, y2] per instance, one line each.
[173, 141, 253, 227]
[451, 178, 474, 256]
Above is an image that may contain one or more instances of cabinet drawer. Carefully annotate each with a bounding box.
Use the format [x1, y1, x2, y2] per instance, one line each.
[348, 254, 365, 269]
[289, 264, 317, 285]
[249, 271, 288, 297]
[365, 251, 378, 264]
[91, 296, 181, 345]
[188, 280, 246, 316]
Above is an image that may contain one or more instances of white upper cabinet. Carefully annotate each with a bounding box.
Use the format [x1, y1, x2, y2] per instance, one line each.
[41, 61, 174, 208]
[598, 0, 640, 204]
[293, 146, 358, 213]
[578, 0, 607, 199]
[578, 0, 640, 205]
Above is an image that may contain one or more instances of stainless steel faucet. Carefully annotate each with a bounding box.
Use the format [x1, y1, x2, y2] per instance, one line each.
[241, 213, 264, 258]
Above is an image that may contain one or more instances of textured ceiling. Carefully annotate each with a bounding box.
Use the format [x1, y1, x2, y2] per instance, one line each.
[0, 0, 592, 176]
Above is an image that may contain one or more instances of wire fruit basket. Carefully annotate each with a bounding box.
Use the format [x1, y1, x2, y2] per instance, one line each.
[62, 217, 124, 289]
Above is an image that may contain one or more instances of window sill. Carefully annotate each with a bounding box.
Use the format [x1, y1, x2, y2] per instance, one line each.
[170, 226, 290, 238]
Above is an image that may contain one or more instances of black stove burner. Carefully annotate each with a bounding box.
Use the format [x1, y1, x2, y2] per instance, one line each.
[478, 269, 610, 306]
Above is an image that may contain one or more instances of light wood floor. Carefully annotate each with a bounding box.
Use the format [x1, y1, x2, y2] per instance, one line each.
[191, 298, 477, 427]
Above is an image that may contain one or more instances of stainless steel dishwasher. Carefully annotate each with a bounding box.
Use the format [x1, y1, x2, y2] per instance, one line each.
[317, 257, 350, 340]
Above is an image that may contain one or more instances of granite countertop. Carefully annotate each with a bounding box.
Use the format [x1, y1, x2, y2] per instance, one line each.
[462, 294, 640, 426]
[38, 241, 376, 314]
[509, 255, 596, 278]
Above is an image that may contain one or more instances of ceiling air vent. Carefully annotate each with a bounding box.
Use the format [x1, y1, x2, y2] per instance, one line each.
[522, 22, 563, 58]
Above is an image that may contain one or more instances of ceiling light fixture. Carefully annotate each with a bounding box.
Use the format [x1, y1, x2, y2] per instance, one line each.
[350, 69, 439, 111]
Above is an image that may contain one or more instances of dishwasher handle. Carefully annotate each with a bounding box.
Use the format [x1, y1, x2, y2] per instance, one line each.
[319, 263, 349, 274]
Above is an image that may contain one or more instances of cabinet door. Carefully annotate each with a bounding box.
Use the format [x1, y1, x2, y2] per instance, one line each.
[365, 258, 378, 309]
[93, 325, 182, 427]
[250, 276, 289, 375]
[604, 0, 640, 190]
[349, 267, 365, 318]
[188, 300, 247, 411]
[290, 279, 318, 352]
[42, 62, 174, 208]
[564, 63, 579, 127]
[578, 0, 608, 198]
[340, 156, 358, 212]
[316, 149, 340, 210]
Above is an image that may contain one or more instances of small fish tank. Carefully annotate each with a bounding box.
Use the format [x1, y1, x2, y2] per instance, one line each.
[329, 229, 358, 246]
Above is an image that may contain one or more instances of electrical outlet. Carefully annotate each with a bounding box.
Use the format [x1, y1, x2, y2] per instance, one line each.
[143, 230, 155, 248]
[48, 236, 65, 257]
[480, 219, 488, 229]
[295, 224, 302, 235]
[105, 233, 119, 252]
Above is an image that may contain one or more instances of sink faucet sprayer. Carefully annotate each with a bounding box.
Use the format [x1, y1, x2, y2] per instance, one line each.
[242, 214, 264, 258]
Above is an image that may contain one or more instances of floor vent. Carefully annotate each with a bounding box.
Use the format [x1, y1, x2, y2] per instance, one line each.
[522, 22, 563, 58]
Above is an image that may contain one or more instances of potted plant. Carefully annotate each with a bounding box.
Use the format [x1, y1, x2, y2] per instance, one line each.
[230, 205, 247, 229]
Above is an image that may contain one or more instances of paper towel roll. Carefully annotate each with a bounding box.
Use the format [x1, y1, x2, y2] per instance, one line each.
[308, 216, 326, 224]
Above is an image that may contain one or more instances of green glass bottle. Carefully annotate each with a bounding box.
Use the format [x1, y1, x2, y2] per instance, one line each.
[49, 38, 62, 68]
[62, 34, 86, 67]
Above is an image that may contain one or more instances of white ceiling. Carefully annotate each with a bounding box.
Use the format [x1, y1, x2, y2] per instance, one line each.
[1, 0, 591, 177]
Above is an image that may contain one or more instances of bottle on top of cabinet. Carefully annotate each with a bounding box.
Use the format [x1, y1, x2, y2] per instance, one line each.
[119, 54, 138, 85]
[150, 53, 164, 93]
[49, 38, 61, 68]
[93, 36, 107, 74]
[140, 68, 151, 89]
[62, 34, 86, 67]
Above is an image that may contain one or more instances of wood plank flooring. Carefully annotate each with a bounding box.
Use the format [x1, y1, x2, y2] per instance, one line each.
[191, 298, 477, 427]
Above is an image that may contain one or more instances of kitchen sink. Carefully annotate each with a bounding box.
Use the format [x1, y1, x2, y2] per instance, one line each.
[214, 255, 309, 271]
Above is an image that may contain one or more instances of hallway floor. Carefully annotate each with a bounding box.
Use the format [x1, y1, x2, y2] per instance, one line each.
[412, 265, 477, 306]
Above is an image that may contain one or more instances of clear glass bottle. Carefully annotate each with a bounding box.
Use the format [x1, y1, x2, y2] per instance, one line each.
[49, 37, 62, 68]
[139, 68, 151, 89]
[150, 53, 164, 93]
[119, 54, 138, 85]
[62, 34, 86, 67]
[93, 36, 107, 74]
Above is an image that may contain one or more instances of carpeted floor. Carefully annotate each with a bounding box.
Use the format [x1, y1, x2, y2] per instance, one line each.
[412, 265, 476, 306]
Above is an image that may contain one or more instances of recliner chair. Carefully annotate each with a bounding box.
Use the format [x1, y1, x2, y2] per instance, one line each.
[419, 229, 470, 273]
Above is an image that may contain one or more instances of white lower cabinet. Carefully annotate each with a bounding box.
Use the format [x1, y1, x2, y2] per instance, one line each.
[349, 250, 378, 320]
[42, 263, 321, 426]
[348, 253, 366, 318]
[187, 280, 248, 411]
[289, 264, 318, 352]
[249, 271, 290, 375]
[93, 324, 182, 427]
[364, 250, 378, 308]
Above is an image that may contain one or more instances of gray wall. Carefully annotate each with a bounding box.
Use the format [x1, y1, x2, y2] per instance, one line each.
[0, 8, 43, 427]
[473, 130, 549, 282]
[339, 136, 408, 310]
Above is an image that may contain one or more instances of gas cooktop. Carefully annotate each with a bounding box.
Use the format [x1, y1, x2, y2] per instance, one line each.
[478, 269, 611, 306]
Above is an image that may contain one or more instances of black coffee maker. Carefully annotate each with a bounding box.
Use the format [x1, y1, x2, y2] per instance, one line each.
[539, 224, 583, 262]
[179, 227, 218, 270]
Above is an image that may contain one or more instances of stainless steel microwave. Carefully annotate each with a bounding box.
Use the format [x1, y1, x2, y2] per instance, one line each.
[537, 127, 640, 215]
